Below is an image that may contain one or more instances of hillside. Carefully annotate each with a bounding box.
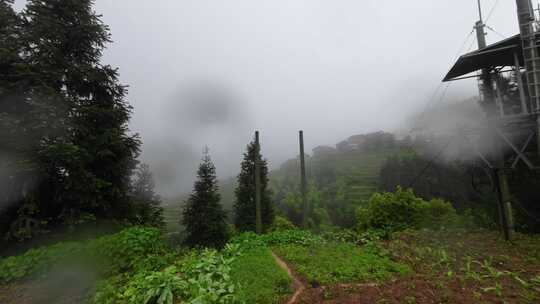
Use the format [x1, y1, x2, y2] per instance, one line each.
[162, 131, 412, 232]
[269, 132, 413, 228]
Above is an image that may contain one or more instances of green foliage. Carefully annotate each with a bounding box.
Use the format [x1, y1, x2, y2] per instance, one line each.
[180, 245, 240, 303]
[356, 188, 461, 232]
[88, 227, 167, 275]
[278, 182, 332, 231]
[379, 153, 501, 230]
[270, 141, 410, 229]
[0, 0, 142, 242]
[228, 232, 268, 250]
[182, 151, 229, 249]
[122, 266, 186, 304]
[0, 241, 82, 283]
[130, 163, 165, 228]
[269, 215, 297, 232]
[0, 227, 165, 283]
[233, 139, 274, 232]
[230, 230, 325, 250]
[273, 242, 410, 285]
[263, 230, 324, 246]
[320, 228, 386, 245]
[418, 198, 459, 229]
[96, 244, 243, 304]
[230, 247, 291, 304]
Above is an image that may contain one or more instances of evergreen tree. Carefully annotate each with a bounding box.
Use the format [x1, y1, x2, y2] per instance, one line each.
[0, 0, 64, 240]
[182, 149, 228, 248]
[233, 139, 275, 232]
[130, 163, 164, 228]
[20, 0, 140, 222]
[0, 0, 141, 240]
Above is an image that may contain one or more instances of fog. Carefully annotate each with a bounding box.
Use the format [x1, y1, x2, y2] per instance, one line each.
[13, 0, 523, 197]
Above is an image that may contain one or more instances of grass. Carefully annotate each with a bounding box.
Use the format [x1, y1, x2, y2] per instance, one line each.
[273, 242, 410, 286]
[230, 247, 291, 304]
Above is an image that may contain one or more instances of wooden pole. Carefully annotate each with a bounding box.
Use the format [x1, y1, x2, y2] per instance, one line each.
[514, 52, 528, 114]
[254, 131, 262, 234]
[299, 131, 308, 229]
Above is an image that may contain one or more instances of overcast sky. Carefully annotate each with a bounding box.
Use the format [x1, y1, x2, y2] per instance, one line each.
[14, 0, 525, 197]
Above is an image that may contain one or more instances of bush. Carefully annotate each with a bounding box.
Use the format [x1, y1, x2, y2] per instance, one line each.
[418, 198, 459, 229]
[268, 215, 297, 232]
[88, 227, 167, 275]
[357, 188, 460, 233]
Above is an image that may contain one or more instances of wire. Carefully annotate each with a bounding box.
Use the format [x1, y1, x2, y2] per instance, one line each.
[407, 136, 456, 188]
[484, 0, 500, 23]
[427, 83, 451, 110]
[485, 25, 507, 39]
[467, 35, 478, 52]
[453, 29, 476, 60]
[409, 29, 476, 135]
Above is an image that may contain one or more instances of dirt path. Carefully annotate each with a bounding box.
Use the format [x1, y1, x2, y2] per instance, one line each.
[271, 251, 306, 304]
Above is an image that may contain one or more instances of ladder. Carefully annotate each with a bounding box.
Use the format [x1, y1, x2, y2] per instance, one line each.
[519, 1, 540, 112]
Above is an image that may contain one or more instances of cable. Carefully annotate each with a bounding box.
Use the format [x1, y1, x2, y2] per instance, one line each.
[453, 29, 476, 60]
[485, 25, 506, 39]
[407, 136, 456, 188]
[409, 29, 476, 135]
[484, 0, 500, 24]
[467, 35, 478, 52]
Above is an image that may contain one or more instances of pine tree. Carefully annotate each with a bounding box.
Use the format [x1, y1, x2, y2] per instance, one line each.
[0, 0, 65, 240]
[233, 139, 275, 232]
[182, 149, 228, 248]
[1, 0, 142, 240]
[130, 164, 164, 228]
[20, 0, 140, 222]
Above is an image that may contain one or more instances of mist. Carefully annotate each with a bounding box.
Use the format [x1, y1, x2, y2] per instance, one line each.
[11, 0, 521, 198]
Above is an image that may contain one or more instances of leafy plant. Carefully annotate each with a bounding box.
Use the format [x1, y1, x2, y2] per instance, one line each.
[91, 242, 243, 304]
[88, 227, 167, 275]
[122, 266, 186, 304]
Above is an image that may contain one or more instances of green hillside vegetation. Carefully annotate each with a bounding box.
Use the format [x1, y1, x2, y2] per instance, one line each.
[3, 211, 539, 303]
[270, 132, 414, 229]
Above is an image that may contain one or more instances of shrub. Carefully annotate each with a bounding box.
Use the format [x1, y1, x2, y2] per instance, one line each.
[269, 215, 297, 232]
[88, 226, 167, 275]
[418, 198, 459, 229]
[357, 188, 460, 233]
